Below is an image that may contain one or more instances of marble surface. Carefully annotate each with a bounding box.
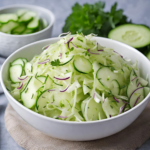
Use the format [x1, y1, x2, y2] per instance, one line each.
[0, 0, 150, 150]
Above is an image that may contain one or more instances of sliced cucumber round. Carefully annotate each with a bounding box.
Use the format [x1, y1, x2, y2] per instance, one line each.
[9, 64, 23, 83]
[73, 56, 92, 74]
[17, 9, 27, 17]
[12, 25, 26, 34]
[21, 77, 42, 108]
[108, 24, 150, 48]
[11, 58, 25, 67]
[130, 69, 137, 81]
[81, 97, 106, 121]
[25, 62, 32, 74]
[19, 11, 36, 23]
[27, 17, 39, 29]
[111, 79, 120, 95]
[0, 14, 18, 23]
[102, 97, 119, 118]
[97, 67, 122, 89]
[36, 90, 53, 112]
[0, 21, 18, 34]
[129, 87, 144, 108]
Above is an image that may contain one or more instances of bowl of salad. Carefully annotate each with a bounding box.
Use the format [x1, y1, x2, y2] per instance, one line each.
[1, 33, 150, 141]
[0, 4, 54, 57]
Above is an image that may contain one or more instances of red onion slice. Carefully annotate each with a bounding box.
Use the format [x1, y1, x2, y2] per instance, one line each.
[59, 53, 62, 59]
[87, 49, 100, 55]
[71, 42, 78, 48]
[129, 87, 144, 99]
[137, 82, 141, 87]
[97, 50, 104, 51]
[64, 37, 73, 44]
[119, 104, 126, 114]
[58, 116, 68, 118]
[43, 45, 49, 50]
[60, 85, 69, 92]
[38, 59, 50, 64]
[54, 76, 70, 80]
[48, 89, 56, 92]
[17, 82, 23, 89]
[113, 50, 123, 58]
[131, 76, 137, 81]
[122, 100, 128, 104]
[18, 76, 28, 81]
[113, 96, 119, 103]
[134, 95, 141, 107]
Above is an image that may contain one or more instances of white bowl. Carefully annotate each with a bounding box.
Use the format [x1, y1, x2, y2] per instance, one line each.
[1, 37, 150, 141]
[0, 4, 55, 57]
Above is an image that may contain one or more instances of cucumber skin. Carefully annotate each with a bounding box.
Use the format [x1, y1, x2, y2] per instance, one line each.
[108, 24, 150, 48]
[11, 58, 25, 68]
[73, 58, 92, 74]
[59, 56, 74, 66]
[9, 64, 23, 83]
[20, 77, 35, 108]
[35, 89, 47, 111]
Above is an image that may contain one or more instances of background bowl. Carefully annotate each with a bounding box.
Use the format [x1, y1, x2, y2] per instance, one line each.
[1, 37, 150, 141]
[0, 4, 55, 57]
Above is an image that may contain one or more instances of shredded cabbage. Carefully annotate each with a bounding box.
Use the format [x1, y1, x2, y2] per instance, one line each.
[7, 32, 150, 122]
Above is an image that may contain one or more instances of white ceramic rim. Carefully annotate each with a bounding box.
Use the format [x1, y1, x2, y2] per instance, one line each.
[1, 37, 150, 124]
[0, 4, 55, 37]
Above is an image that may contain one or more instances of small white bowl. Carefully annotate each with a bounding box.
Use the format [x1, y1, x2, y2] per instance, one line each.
[0, 4, 55, 57]
[1, 37, 150, 141]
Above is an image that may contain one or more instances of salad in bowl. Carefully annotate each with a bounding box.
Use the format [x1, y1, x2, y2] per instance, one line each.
[6, 33, 150, 122]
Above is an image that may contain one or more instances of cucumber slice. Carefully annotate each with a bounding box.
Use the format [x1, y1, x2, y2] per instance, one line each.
[102, 97, 119, 118]
[0, 21, 18, 34]
[44, 76, 53, 90]
[0, 14, 18, 23]
[127, 79, 139, 97]
[108, 24, 150, 48]
[22, 28, 34, 34]
[36, 90, 63, 117]
[138, 77, 148, 86]
[25, 62, 32, 74]
[144, 87, 150, 97]
[19, 11, 36, 23]
[73, 56, 92, 74]
[130, 69, 137, 81]
[11, 58, 25, 67]
[127, 70, 141, 97]
[22, 58, 28, 63]
[81, 97, 106, 121]
[27, 17, 39, 29]
[17, 9, 27, 17]
[96, 67, 123, 89]
[36, 76, 46, 84]
[9, 64, 23, 83]
[129, 87, 144, 108]
[59, 56, 74, 66]
[111, 79, 120, 95]
[36, 90, 53, 112]
[12, 25, 26, 34]
[21, 77, 42, 108]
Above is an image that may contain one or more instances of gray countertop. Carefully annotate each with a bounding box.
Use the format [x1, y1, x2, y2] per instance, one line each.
[0, 0, 150, 149]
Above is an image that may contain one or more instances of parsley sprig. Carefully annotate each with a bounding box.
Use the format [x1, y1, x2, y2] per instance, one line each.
[63, 2, 131, 37]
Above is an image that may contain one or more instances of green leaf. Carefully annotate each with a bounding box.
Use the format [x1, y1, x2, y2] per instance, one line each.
[51, 59, 60, 66]
[62, 1, 131, 37]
